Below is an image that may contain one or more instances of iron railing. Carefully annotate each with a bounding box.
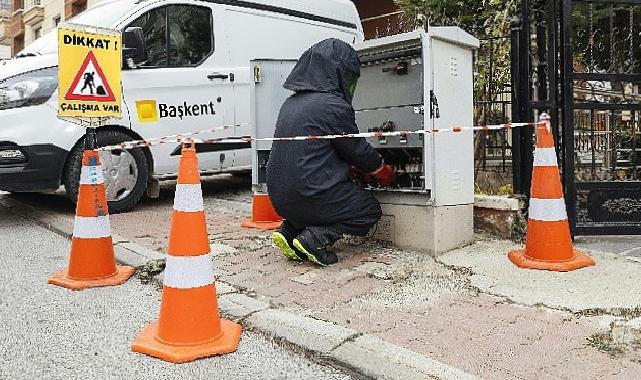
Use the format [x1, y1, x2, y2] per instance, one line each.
[474, 36, 514, 175]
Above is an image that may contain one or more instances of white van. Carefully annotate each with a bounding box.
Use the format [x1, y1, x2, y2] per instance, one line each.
[0, 0, 363, 212]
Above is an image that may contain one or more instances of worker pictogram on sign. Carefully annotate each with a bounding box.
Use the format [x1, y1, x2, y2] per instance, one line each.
[65, 51, 116, 102]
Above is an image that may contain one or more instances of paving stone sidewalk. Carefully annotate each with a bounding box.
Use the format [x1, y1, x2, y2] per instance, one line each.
[4, 176, 641, 379]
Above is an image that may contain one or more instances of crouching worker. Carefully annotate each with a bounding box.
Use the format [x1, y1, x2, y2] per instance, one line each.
[266, 39, 396, 266]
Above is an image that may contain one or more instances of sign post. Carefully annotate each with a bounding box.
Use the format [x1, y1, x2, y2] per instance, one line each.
[49, 24, 135, 291]
[57, 23, 122, 147]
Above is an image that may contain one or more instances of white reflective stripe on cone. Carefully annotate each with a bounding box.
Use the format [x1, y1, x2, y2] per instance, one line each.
[173, 184, 204, 212]
[73, 215, 112, 238]
[163, 253, 215, 289]
[80, 165, 105, 185]
[533, 147, 558, 167]
[529, 198, 568, 222]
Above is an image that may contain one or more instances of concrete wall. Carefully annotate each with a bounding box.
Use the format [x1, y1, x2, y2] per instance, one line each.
[372, 192, 474, 255]
[371, 193, 530, 251]
[473, 195, 526, 240]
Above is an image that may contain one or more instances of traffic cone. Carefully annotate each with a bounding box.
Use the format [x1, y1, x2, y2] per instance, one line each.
[240, 193, 283, 230]
[49, 149, 134, 290]
[508, 114, 595, 271]
[132, 144, 241, 363]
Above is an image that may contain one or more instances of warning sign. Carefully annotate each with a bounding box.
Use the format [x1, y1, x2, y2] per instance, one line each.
[58, 25, 122, 118]
[65, 51, 116, 102]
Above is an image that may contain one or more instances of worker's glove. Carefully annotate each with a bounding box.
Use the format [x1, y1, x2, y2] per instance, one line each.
[350, 167, 371, 185]
[371, 164, 396, 187]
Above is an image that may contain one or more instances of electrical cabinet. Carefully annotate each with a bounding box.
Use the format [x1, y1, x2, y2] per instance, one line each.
[251, 27, 479, 254]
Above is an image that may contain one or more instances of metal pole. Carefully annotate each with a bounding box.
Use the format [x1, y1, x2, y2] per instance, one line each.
[561, 0, 577, 235]
[511, 18, 524, 193]
[547, 0, 561, 153]
[536, 11, 548, 105]
[85, 126, 98, 150]
[520, 0, 533, 198]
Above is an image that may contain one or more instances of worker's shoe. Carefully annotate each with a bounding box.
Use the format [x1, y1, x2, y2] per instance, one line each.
[272, 222, 307, 261]
[272, 232, 307, 261]
[293, 230, 338, 267]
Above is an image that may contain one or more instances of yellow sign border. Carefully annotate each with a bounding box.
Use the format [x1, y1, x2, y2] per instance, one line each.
[57, 23, 122, 119]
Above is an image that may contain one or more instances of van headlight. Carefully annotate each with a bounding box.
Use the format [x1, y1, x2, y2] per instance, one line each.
[0, 67, 58, 111]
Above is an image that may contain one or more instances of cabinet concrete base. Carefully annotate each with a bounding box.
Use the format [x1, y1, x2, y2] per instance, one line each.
[372, 192, 474, 255]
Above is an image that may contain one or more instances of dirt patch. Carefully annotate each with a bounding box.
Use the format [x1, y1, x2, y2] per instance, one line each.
[576, 306, 641, 320]
[135, 259, 166, 285]
[588, 328, 641, 357]
[587, 332, 628, 358]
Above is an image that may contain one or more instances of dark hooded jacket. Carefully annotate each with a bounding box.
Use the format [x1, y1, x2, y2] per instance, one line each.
[266, 39, 382, 209]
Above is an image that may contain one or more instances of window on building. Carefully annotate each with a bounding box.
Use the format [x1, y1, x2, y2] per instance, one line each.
[34, 27, 41, 40]
[12, 35, 24, 56]
[126, 5, 213, 68]
[52, 15, 60, 27]
[11, 0, 23, 12]
[71, 0, 86, 17]
[0, 0, 10, 11]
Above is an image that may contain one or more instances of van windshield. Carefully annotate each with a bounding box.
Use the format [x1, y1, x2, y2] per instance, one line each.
[19, 0, 139, 56]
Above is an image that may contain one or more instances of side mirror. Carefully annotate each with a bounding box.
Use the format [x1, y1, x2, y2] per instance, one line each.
[122, 27, 146, 69]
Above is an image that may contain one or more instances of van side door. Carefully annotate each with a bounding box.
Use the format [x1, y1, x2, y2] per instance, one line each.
[121, 3, 235, 176]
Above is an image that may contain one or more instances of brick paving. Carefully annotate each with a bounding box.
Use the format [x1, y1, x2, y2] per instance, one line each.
[9, 175, 641, 379]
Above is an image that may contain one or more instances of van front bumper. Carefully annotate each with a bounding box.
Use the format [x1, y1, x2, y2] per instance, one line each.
[0, 142, 68, 192]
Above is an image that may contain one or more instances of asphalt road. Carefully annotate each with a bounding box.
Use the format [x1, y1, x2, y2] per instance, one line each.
[0, 209, 354, 380]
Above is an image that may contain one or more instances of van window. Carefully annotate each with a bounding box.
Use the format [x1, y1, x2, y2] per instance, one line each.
[127, 5, 213, 68]
[168, 5, 213, 66]
[128, 8, 167, 67]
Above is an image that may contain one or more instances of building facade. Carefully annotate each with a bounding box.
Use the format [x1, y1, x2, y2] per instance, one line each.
[0, 0, 10, 55]
[1, 0, 102, 56]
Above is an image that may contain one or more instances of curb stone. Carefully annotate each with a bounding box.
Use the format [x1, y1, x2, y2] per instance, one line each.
[331, 335, 480, 380]
[245, 309, 359, 355]
[2, 196, 476, 380]
[219, 293, 270, 319]
[115, 241, 166, 263]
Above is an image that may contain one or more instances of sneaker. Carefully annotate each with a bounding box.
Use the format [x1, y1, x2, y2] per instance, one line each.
[272, 232, 307, 261]
[293, 231, 338, 267]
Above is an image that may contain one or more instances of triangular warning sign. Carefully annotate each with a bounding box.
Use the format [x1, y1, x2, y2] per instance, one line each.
[65, 51, 116, 102]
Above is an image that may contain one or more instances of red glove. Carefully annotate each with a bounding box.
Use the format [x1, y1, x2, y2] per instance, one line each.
[371, 164, 396, 186]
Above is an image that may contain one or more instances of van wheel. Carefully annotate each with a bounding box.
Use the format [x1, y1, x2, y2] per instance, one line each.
[63, 130, 149, 214]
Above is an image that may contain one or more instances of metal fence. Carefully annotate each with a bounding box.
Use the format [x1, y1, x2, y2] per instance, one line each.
[474, 36, 513, 176]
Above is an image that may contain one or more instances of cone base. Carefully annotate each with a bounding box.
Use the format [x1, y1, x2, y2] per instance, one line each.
[508, 248, 595, 272]
[240, 219, 282, 230]
[132, 320, 242, 363]
[48, 265, 135, 290]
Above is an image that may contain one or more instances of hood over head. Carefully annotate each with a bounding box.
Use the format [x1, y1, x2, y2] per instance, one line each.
[284, 38, 361, 103]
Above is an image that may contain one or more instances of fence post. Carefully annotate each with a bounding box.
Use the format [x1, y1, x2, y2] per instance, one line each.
[510, 18, 526, 194]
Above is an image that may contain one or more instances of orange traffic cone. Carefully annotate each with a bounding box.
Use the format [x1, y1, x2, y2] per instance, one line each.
[240, 193, 283, 230]
[132, 144, 241, 363]
[49, 149, 134, 289]
[508, 114, 595, 271]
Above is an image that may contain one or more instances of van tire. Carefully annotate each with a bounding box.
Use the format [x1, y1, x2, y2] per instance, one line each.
[63, 130, 149, 214]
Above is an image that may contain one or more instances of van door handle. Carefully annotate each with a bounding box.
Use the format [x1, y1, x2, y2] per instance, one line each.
[208, 73, 229, 80]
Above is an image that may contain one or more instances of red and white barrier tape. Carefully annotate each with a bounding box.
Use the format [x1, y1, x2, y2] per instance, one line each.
[96, 121, 540, 152]
[96, 123, 248, 152]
